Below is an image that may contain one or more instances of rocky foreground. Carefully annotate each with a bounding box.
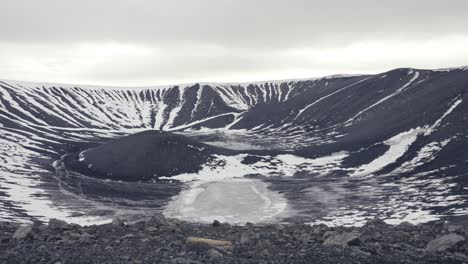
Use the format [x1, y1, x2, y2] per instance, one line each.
[1, 215, 468, 264]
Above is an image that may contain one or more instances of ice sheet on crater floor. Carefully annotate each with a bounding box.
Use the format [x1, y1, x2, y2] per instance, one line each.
[163, 178, 288, 224]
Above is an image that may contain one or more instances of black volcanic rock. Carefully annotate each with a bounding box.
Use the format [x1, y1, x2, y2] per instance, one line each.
[63, 130, 236, 182]
[2, 217, 468, 264]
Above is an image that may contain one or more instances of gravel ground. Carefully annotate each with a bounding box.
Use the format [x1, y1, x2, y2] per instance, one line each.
[1, 215, 468, 264]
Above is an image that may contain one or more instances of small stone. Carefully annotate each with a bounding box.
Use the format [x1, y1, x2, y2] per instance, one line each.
[220, 222, 231, 229]
[78, 232, 95, 242]
[245, 222, 254, 227]
[261, 248, 270, 256]
[112, 216, 125, 226]
[207, 248, 223, 258]
[425, 233, 465, 252]
[365, 217, 388, 227]
[212, 220, 221, 227]
[122, 233, 136, 239]
[275, 224, 285, 231]
[311, 227, 321, 235]
[322, 231, 337, 239]
[150, 213, 168, 226]
[447, 225, 464, 234]
[12, 225, 33, 240]
[170, 258, 203, 264]
[323, 232, 361, 247]
[186, 236, 233, 251]
[145, 226, 158, 232]
[48, 219, 71, 231]
[397, 221, 415, 231]
[239, 231, 250, 244]
[392, 230, 411, 241]
[453, 252, 468, 261]
[362, 242, 382, 255]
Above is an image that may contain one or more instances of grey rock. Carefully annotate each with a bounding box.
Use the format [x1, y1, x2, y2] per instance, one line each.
[322, 230, 337, 239]
[212, 220, 221, 227]
[112, 216, 125, 226]
[447, 225, 465, 234]
[119, 213, 168, 227]
[122, 233, 136, 239]
[397, 221, 415, 231]
[425, 233, 465, 252]
[391, 230, 412, 242]
[145, 226, 158, 232]
[261, 248, 270, 256]
[239, 231, 251, 244]
[150, 213, 168, 226]
[362, 242, 382, 254]
[186, 236, 233, 251]
[12, 225, 33, 240]
[311, 227, 322, 236]
[323, 232, 361, 247]
[48, 219, 71, 231]
[365, 217, 388, 227]
[170, 258, 202, 264]
[275, 224, 285, 231]
[220, 222, 231, 229]
[453, 252, 468, 261]
[297, 232, 312, 242]
[207, 248, 223, 258]
[78, 232, 95, 242]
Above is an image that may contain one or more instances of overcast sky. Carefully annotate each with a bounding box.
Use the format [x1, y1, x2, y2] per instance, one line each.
[1, 0, 468, 86]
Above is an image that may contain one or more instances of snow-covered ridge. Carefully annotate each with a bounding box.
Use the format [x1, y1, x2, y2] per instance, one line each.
[0, 79, 295, 130]
[0, 73, 365, 91]
[1, 66, 468, 226]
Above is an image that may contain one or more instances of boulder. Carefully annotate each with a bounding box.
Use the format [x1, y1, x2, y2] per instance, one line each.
[425, 233, 465, 252]
[323, 232, 361, 247]
[12, 225, 33, 240]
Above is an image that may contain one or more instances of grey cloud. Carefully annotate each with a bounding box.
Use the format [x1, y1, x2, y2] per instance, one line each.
[1, 0, 468, 85]
[2, 0, 468, 48]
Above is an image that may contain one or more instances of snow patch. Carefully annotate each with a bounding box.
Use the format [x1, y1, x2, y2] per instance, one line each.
[351, 128, 422, 176]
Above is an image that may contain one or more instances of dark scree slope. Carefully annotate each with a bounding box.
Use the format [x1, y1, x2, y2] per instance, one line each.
[62, 130, 236, 182]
